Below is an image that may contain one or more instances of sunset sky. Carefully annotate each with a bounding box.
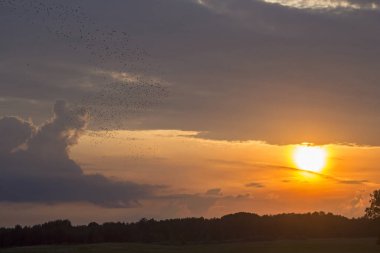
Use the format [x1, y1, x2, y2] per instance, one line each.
[1, 0, 380, 227]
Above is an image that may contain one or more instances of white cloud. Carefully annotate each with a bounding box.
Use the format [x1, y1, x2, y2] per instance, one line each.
[261, 0, 379, 10]
[94, 69, 140, 83]
[195, 0, 379, 12]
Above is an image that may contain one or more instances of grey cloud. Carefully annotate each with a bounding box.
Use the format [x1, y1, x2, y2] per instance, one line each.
[0, 61, 167, 128]
[126, 0, 380, 145]
[2, 0, 380, 145]
[0, 116, 34, 154]
[0, 101, 158, 207]
[0, 100, 234, 212]
[0, 0, 168, 129]
[205, 188, 222, 196]
[27, 100, 89, 161]
[338, 179, 369, 185]
[245, 182, 265, 188]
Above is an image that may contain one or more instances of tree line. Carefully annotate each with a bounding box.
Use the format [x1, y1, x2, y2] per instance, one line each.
[1, 190, 380, 248]
[1, 212, 379, 248]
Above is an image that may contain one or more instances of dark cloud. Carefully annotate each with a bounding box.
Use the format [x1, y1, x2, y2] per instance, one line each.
[0, 116, 34, 154]
[205, 188, 222, 196]
[123, 0, 380, 145]
[0, 0, 168, 130]
[245, 182, 265, 188]
[0, 101, 238, 212]
[1, 0, 380, 145]
[338, 179, 369, 185]
[265, 164, 369, 185]
[0, 101, 157, 207]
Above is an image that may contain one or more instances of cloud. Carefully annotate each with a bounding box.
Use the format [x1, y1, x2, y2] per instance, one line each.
[261, 0, 379, 10]
[266, 164, 369, 185]
[0, 101, 240, 213]
[338, 179, 369, 185]
[0, 116, 34, 154]
[195, 0, 380, 14]
[3, 0, 380, 146]
[0, 101, 158, 207]
[205, 188, 223, 196]
[342, 190, 368, 217]
[245, 182, 265, 188]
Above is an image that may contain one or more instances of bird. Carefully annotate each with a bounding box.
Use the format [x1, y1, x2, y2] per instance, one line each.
[1, 0, 169, 147]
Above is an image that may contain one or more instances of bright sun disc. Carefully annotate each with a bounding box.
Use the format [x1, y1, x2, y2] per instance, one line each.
[293, 145, 327, 173]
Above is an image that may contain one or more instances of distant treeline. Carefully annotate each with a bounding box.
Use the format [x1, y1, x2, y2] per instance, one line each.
[1, 212, 380, 248]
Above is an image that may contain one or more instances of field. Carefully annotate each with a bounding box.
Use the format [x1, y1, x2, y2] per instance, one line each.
[0, 238, 378, 253]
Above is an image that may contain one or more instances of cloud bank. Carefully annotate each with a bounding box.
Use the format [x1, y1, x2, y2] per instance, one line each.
[0, 101, 239, 214]
[2, 0, 380, 146]
[0, 101, 156, 207]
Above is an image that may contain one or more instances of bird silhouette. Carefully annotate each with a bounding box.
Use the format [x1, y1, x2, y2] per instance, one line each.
[1, 0, 169, 147]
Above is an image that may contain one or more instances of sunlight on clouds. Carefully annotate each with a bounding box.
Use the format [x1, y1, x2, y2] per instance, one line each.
[197, 0, 206, 5]
[68, 130, 380, 217]
[262, 0, 379, 10]
[95, 69, 140, 83]
[92, 69, 169, 85]
[194, 0, 379, 18]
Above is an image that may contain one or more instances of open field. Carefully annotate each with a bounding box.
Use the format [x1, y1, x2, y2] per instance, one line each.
[0, 238, 378, 253]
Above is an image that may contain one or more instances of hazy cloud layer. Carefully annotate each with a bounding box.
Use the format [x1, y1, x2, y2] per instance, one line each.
[268, 165, 369, 185]
[1, 0, 380, 145]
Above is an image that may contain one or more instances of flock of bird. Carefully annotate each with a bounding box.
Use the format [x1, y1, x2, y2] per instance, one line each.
[0, 0, 169, 141]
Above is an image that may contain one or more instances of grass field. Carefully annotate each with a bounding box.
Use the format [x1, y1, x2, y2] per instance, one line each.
[0, 238, 378, 253]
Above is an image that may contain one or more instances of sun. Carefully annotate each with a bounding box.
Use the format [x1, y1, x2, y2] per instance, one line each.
[293, 145, 327, 173]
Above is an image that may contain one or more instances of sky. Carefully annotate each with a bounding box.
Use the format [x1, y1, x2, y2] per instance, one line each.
[1, 0, 380, 226]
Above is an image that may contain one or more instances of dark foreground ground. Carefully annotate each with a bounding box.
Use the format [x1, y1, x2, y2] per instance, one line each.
[0, 238, 378, 253]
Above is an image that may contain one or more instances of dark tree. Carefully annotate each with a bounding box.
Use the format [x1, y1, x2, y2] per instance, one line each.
[1, 212, 379, 248]
[365, 190, 380, 219]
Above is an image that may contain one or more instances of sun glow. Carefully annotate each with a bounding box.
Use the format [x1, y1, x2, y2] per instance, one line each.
[293, 145, 327, 173]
